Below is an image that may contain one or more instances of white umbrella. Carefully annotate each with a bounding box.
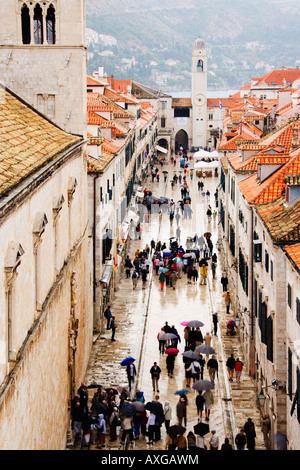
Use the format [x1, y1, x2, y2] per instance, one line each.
[194, 161, 218, 169]
[193, 149, 211, 159]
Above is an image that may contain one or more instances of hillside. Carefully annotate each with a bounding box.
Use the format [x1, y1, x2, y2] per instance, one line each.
[86, 0, 300, 92]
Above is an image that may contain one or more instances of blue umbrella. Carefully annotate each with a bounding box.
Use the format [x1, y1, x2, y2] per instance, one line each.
[175, 389, 190, 395]
[120, 357, 135, 366]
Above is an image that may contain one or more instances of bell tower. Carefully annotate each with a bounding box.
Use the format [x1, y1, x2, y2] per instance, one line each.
[191, 37, 207, 148]
[0, 1, 87, 137]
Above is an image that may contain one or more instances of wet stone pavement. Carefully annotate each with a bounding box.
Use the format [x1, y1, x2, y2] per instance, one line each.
[77, 155, 265, 451]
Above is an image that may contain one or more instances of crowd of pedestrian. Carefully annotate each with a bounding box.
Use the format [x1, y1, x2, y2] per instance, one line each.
[71, 152, 266, 451]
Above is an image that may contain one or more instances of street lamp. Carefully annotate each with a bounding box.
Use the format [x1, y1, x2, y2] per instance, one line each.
[258, 390, 266, 408]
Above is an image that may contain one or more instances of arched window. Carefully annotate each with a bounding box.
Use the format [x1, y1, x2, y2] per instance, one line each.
[197, 60, 203, 71]
[21, 4, 31, 44]
[46, 5, 56, 44]
[33, 3, 43, 44]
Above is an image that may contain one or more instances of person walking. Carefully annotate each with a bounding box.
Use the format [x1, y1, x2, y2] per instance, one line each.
[221, 437, 233, 450]
[234, 357, 244, 383]
[212, 312, 218, 336]
[221, 272, 228, 291]
[150, 362, 161, 392]
[163, 401, 172, 433]
[211, 261, 216, 280]
[209, 430, 219, 450]
[166, 353, 175, 377]
[207, 356, 218, 383]
[77, 383, 89, 414]
[132, 269, 139, 289]
[246, 423, 256, 450]
[72, 401, 85, 439]
[226, 354, 236, 381]
[176, 397, 187, 427]
[126, 359, 137, 391]
[223, 290, 231, 313]
[104, 305, 112, 330]
[260, 414, 271, 449]
[109, 406, 119, 442]
[124, 255, 133, 278]
[195, 391, 205, 421]
[159, 270, 166, 290]
[235, 428, 247, 450]
[200, 263, 208, 285]
[110, 315, 117, 341]
[203, 389, 214, 421]
[170, 270, 178, 290]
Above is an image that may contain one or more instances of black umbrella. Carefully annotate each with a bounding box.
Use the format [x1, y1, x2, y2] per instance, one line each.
[120, 402, 137, 417]
[194, 422, 210, 436]
[145, 401, 161, 414]
[87, 383, 102, 389]
[168, 424, 186, 438]
[186, 320, 204, 328]
[91, 402, 106, 414]
[162, 170, 168, 174]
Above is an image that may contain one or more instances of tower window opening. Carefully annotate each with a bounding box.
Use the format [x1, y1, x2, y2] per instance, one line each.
[21, 4, 31, 44]
[197, 60, 203, 71]
[46, 5, 56, 44]
[33, 4, 44, 44]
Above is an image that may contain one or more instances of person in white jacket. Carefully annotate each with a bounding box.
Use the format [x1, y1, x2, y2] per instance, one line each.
[163, 401, 172, 433]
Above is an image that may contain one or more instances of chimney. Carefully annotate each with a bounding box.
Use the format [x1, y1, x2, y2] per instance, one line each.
[111, 74, 115, 90]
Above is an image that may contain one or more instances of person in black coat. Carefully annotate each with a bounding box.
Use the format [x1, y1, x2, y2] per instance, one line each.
[77, 383, 89, 413]
[126, 360, 137, 391]
[150, 362, 161, 392]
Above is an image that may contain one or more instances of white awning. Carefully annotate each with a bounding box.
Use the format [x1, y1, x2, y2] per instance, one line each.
[194, 161, 218, 169]
[156, 145, 168, 154]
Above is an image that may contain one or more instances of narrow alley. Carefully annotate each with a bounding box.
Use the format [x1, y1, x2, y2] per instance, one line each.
[75, 154, 265, 451]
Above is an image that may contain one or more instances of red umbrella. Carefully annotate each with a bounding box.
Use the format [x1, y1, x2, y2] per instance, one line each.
[165, 348, 179, 355]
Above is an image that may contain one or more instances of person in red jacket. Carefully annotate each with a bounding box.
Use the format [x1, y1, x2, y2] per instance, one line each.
[235, 358, 244, 383]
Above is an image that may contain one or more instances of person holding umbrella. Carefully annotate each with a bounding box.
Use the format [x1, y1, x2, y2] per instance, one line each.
[166, 352, 176, 377]
[126, 359, 137, 391]
[203, 388, 214, 421]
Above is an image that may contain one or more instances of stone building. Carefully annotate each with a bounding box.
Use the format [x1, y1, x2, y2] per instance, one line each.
[0, 0, 92, 449]
[85, 74, 158, 333]
[0, 0, 87, 137]
[0, 85, 91, 449]
[218, 119, 300, 449]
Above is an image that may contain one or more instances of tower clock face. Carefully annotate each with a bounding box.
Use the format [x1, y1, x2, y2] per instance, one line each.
[194, 93, 205, 106]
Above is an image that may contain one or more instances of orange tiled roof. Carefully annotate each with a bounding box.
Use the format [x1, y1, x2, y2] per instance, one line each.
[257, 196, 300, 243]
[87, 153, 115, 173]
[87, 75, 107, 87]
[101, 139, 123, 154]
[239, 147, 300, 204]
[172, 98, 192, 108]
[283, 243, 300, 270]
[87, 111, 115, 127]
[0, 85, 81, 198]
[252, 69, 300, 87]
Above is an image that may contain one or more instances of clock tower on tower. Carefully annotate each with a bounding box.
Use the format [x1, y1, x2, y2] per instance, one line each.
[191, 38, 207, 148]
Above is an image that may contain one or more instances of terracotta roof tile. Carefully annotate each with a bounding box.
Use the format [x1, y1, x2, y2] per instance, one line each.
[0, 86, 81, 198]
[257, 196, 300, 243]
